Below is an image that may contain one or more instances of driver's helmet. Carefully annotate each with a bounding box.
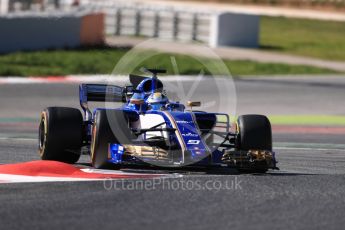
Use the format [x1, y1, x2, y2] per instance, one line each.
[146, 92, 168, 110]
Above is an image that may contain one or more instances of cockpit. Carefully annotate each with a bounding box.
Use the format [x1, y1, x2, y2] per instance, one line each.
[126, 69, 185, 112]
[146, 92, 169, 110]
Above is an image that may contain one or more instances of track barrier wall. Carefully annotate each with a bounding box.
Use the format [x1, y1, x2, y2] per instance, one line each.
[0, 12, 104, 53]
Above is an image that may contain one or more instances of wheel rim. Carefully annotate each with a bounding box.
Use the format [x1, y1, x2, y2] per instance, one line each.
[38, 117, 46, 153]
[90, 124, 97, 163]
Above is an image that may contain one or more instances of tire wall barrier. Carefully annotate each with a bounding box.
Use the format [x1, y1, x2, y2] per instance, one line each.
[210, 13, 259, 48]
[0, 12, 104, 53]
[101, 3, 259, 48]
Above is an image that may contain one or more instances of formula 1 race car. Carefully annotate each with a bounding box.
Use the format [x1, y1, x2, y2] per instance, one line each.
[38, 68, 278, 173]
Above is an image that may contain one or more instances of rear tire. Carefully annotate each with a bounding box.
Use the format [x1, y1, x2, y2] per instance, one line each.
[91, 110, 135, 169]
[39, 107, 83, 164]
[237, 114, 272, 151]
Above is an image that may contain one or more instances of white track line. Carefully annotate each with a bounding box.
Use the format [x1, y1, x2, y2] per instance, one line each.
[274, 142, 345, 152]
[0, 137, 36, 141]
[0, 173, 100, 183]
[275, 147, 345, 152]
[0, 169, 179, 184]
[80, 168, 179, 177]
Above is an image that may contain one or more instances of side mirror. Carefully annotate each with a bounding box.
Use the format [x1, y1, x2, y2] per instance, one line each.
[125, 85, 134, 94]
[187, 101, 201, 107]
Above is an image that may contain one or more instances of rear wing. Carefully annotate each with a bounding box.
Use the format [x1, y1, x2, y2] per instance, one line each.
[79, 84, 125, 103]
[79, 84, 126, 120]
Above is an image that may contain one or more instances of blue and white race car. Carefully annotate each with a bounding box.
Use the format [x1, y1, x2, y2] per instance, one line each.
[38, 68, 278, 173]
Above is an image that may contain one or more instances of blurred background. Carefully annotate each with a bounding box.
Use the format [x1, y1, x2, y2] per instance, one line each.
[0, 0, 345, 125]
[0, 0, 345, 76]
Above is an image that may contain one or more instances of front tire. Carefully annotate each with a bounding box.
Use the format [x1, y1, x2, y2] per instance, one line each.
[39, 107, 83, 164]
[236, 115, 272, 173]
[237, 114, 272, 151]
[91, 110, 135, 169]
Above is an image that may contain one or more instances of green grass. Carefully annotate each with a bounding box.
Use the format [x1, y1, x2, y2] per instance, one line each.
[0, 48, 338, 76]
[268, 115, 345, 126]
[1, 17, 345, 76]
[0, 48, 128, 76]
[261, 16, 345, 61]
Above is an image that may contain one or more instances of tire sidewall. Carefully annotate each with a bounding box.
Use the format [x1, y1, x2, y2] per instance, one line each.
[39, 107, 83, 163]
[237, 115, 272, 151]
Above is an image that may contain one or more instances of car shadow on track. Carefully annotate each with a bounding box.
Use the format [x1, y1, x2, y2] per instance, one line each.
[76, 162, 315, 176]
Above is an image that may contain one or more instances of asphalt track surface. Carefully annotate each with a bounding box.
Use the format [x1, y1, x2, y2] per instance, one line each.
[0, 77, 345, 230]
